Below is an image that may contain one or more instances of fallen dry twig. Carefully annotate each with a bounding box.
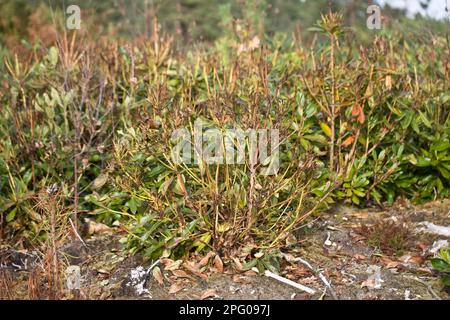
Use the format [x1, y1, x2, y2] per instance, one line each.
[264, 270, 316, 295]
[282, 253, 338, 300]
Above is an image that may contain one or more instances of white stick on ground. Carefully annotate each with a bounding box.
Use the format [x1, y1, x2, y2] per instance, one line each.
[264, 270, 316, 295]
[419, 222, 450, 237]
[148, 259, 160, 273]
[281, 253, 338, 300]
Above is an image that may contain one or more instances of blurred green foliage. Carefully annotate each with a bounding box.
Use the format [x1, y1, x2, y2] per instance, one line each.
[0, 0, 448, 45]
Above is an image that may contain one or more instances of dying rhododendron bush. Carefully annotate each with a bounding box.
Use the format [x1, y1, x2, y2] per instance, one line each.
[0, 0, 449, 302]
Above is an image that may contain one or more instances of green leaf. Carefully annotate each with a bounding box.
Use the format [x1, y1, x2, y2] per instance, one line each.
[401, 111, 413, 129]
[193, 232, 211, 252]
[418, 111, 432, 129]
[6, 207, 17, 223]
[351, 194, 360, 205]
[416, 156, 432, 167]
[126, 197, 140, 214]
[47, 46, 59, 67]
[353, 189, 366, 197]
[442, 276, 450, 287]
[304, 134, 327, 144]
[431, 258, 450, 273]
[308, 26, 324, 33]
[438, 167, 450, 180]
[431, 141, 450, 152]
[242, 259, 258, 271]
[371, 189, 382, 204]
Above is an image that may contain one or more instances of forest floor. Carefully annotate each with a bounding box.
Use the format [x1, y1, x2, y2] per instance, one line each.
[2, 199, 450, 300]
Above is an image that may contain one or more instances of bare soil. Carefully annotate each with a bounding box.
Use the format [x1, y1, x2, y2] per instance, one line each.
[2, 199, 449, 300]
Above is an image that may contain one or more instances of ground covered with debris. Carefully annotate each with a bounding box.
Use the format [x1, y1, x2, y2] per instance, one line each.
[1, 199, 449, 300]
